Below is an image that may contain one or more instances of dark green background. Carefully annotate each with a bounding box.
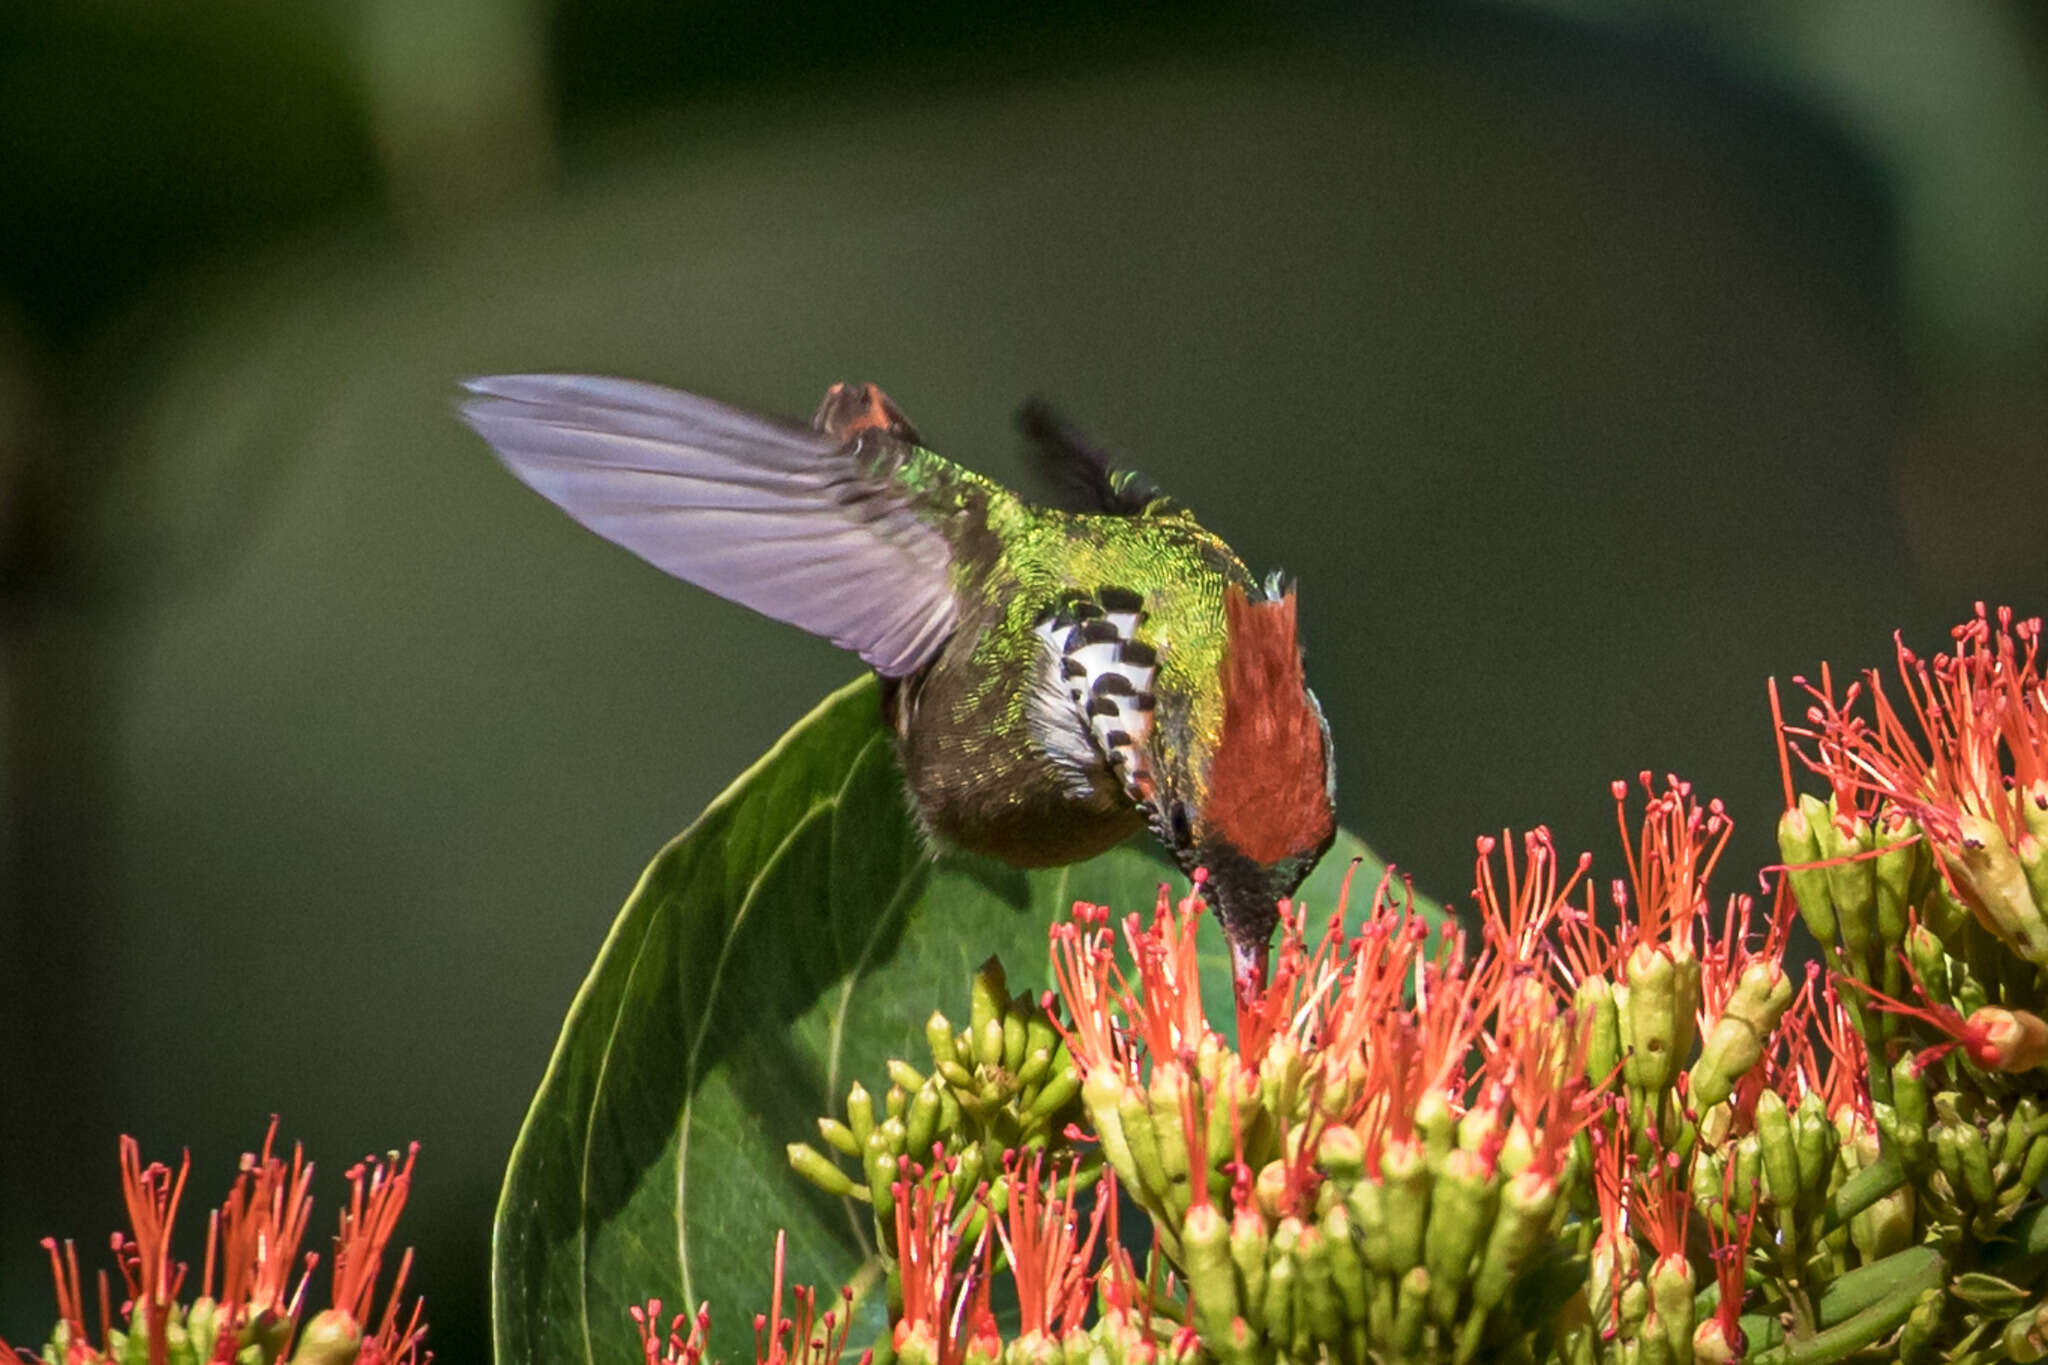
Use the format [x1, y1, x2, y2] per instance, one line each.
[4, 3, 2046, 1361]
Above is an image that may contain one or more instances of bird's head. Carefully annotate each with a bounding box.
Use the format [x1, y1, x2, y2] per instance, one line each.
[1169, 583, 1337, 1004]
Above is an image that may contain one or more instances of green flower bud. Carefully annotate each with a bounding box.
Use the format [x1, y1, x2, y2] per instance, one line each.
[1381, 1138, 1432, 1275]
[1265, 1217, 1301, 1351]
[1623, 946, 1688, 1093]
[287, 1311, 361, 1365]
[1577, 977, 1622, 1086]
[878, 1115, 907, 1158]
[1637, 1309, 1674, 1365]
[1116, 1080, 1172, 1213]
[1146, 1062, 1193, 1215]
[1229, 1203, 1270, 1326]
[818, 1115, 861, 1158]
[1002, 999, 1029, 1075]
[1320, 1201, 1368, 1329]
[864, 1137, 899, 1230]
[846, 1081, 876, 1149]
[1849, 1183, 1914, 1263]
[1875, 816, 1920, 949]
[1958, 1120, 1997, 1208]
[1950, 813, 2048, 964]
[1469, 1166, 1557, 1314]
[1424, 1148, 1496, 1326]
[187, 1299, 219, 1365]
[1732, 1134, 1762, 1213]
[1891, 1056, 1930, 1132]
[970, 957, 1008, 1043]
[976, 1017, 1007, 1073]
[886, 1084, 909, 1122]
[1182, 1201, 1238, 1348]
[1316, 1124, 1364, 1189]
[1813, 804, 1877, 955]
[1348, 1177, 1392, 1276]
[1392, 1267, 1430, 1359]
[1416, 1091, 1457, 1168]
[788, 1142, 858, 1197]
[1754, 1091, 1800, 1208]
[888, 1058, 927, 1094]
[1650, 1253, 1694, 1361]
[1689, 960, 1794, 1107]
[1781, 799, 1837, 943]
[1903, 923, 1952, 1011]
[1295, 1222, 1343, 1352]
[926, 1012, 958, 1073]
[2021, 1133, 2048, 1192]
[1022, 1053, 1081, 1125]
[1082, 1070, 1139, 1194]
[1895, 1286, 1945, 1364]
[1795, 1091, 1835, 1206]
[905, 1079, 943, 1161]
[1933, 1123, 1967, 1205]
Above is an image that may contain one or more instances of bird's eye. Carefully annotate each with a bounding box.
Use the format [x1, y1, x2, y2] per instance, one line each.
[1168, 800, 1193, 846]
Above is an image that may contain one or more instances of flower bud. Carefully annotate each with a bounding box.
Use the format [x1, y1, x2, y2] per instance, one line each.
[1623, 946, 1691, 1093]
[1022, 1053, 1082, 1125]
[970, 957, 1008, 1043]
[1392, 1267, 1430, 1358]
[846, 1082, 876, 1149]
[1146, 1063, 1193, 1214]
[1693, 1317, 1739, 1365]
[1972, 1007, 2048, 1072]
[926, 1012, 958, 1073]
[1264, 1218, 1301, 1351]
[1181, 1202, 1238, 1348]
[1576, 977, 1622, 1086]
[289, 1309, 363, 1365]
[1957, 1120, 1998, 1208]
[1951, 812, 2048, 964]
[1875, 816, 1922, 948]
[1795, 1090, 1835, 1206]
[1347, 1178, 1392, 1277]
[788, 1142, 858, 1198]
[1754, 1091, 1800, 1209]
[1002, 1000, 1029, 1075]
[1637, 1308, 1674, 1365]
[2022, 1133, 2048, 1192]
[818, 1115, 861, 1158]
[1814, 804, 1877, 955]
[1849, 1182, 1914, 1263]
[1319, 1201, 1368, 1329]
[904, 1079, 943, 1160]
[1380, 1138, 1431, 1275]
[1469, 1167, 1556, 1315]
[1226, 1201, 1270, 1327]
[1295, 1222, 1343, 1352]
[1423, 1148, 1496, 1326]
[1689, 960, 1793, 1106]
[1781, 798, 1837, 943]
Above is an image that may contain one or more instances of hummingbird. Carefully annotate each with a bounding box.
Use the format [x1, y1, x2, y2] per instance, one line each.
[459, 374, 1336, 1007]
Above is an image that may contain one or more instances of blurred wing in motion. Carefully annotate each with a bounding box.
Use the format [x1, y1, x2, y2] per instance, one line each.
[460, 374, 959, 677]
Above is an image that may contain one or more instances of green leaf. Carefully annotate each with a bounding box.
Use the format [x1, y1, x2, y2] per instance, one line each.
[492, 675, 1437, 1365]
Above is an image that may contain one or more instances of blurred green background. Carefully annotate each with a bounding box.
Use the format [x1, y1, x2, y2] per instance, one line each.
[4, 1, 2046, 1359]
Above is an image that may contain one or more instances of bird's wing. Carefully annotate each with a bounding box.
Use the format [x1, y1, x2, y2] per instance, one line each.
[460, 374, 960, 677]
[1015, 398, 1173, 517]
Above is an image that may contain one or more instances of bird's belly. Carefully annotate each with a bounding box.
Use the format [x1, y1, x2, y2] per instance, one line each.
[918, 778, 1147, 868]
